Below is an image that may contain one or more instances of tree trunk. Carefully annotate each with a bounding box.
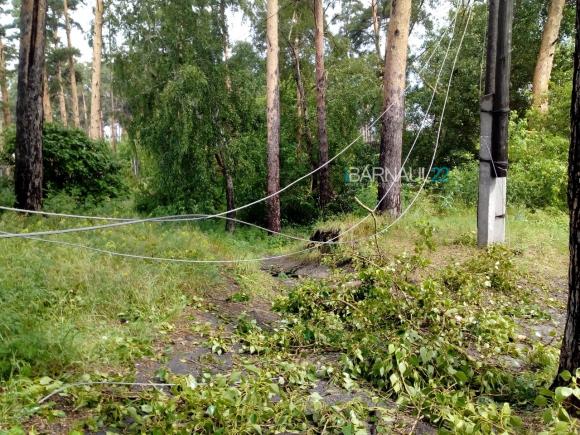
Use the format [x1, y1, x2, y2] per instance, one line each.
[314, 0, 332, 208]
[63, 0, 80, 128]
[266, 0, 281, 233]
[556, 0, 580, 385]
[81, 85, 88, 129]
[377, 0, 411, 216]
[289, 41, 317, 191]
[42, 64, 52, 123]
[89, 0, 104, 139]
[215, 152, 236, 233]
[56, 62, 68, 126]
[218, 0, 236, 233]
[532, 0, 566, 113]
[110, 88, 116, 152]
[15, 0, 48, 211]
[371, 0, 382, 60]
[220, 0, 232, 93]
[0, 35, 12, 128]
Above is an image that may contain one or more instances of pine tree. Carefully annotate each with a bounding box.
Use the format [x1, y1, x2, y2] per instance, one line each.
[377, 0, 412, 216]
[89, 0, 104, 139]
[15, 0, 48, 211]
[266, 0, 281, 232]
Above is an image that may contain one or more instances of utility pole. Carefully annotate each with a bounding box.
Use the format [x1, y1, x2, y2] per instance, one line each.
[477, 0, 513, 247]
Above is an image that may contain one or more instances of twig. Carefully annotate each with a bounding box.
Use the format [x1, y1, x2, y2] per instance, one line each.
[38, 381, 177, 404]
[354, 197, 383, 261]
[337, 298, 363, 315]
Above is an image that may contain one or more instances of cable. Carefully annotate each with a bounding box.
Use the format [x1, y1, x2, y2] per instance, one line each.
[0, 6, 469, 263]
[0, 11, 458, 242]
[0, 97, 399, 240]
[369, 3, 474, 239]
[322, 6, 463, 243]
[0, 207, 316, 242]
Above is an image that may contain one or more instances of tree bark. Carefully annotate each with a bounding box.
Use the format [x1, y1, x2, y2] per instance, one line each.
[314, 0, 332, 208]
[89, 0, 104, 139]
[56, 61, 68, 126]
[557, 0, 580, 384]
[532, 0, 566, 113]
[266, 0, 281, 233]
[81, 85, 88, 129]
[377, 0, 411, 216]
[63, 0, 80, 128]
[15, 0, 48, 211]
[42, 64, 52, 123]
[0, 34, 12, 128]
[289, 41, 317, 191]
[371, 0, 382, 60]
[215, 152, 236, 233]
[218, 0, 236, 233]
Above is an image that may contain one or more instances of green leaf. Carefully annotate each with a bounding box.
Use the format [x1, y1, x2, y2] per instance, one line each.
[39, 376, 53, 386]
[454, 371, 468, 383]
[244, 364, 260, 375]
[534, 395, 548, 407]
[555, 387, 574, 402]
[509, 416, 523, 427]
[559, 370, 572, 382]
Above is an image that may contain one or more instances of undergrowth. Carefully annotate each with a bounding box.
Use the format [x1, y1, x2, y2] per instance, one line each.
[0, 203, 575, 433]
[268, 234, 576, 433]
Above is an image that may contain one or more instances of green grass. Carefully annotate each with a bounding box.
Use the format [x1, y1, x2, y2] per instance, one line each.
[0, 199, 291, 426]
[0, 190, 571, 432]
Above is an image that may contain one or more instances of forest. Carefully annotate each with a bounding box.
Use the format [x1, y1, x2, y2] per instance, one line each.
[1, 0, 580, 433]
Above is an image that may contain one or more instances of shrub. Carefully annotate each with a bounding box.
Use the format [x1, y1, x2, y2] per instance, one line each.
[439, 116, 567, 210]
[3, 123, 124, 202]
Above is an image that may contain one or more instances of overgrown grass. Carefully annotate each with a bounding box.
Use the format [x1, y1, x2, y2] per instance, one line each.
[317, 193, 567, 279]
[0, 200, 287, 426]
[0, 191, 571, 432]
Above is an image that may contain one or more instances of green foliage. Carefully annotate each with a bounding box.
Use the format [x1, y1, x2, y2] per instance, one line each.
[508, 117, 568, 209]
[272, 242, 572, 433]
[3, 124, 124, 203]
[0, 177, 14, 206]
[3, 364, 374, 434]
[409, 0, 574, 169]
[0, 205, 571, 432]
[440, 115, 568, 210]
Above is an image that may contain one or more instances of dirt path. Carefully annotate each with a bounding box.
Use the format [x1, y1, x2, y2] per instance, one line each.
[129, 257, 436, 434]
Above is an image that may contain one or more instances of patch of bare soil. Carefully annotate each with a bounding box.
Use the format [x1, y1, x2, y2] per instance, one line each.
[32, 259, 436, 433]
[261, 257, 331, 280]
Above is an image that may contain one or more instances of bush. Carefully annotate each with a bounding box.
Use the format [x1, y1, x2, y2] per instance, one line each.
[4, 123, 124, 202]
[439, 116, 567, 210]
